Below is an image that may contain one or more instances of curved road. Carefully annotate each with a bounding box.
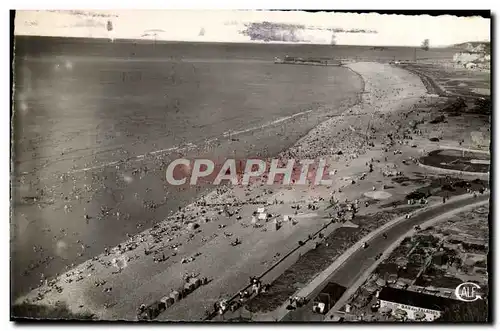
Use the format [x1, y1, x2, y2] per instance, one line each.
[282, 193, 490, 321]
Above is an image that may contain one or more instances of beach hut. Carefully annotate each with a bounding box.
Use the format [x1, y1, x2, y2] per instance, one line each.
[170, 290, 181, 302]
[147, 302, 162, 320]
[219, 299, 228, 314]
[184, 281, 195, 294]
[189, 277, 201, 289]
[160, 296, 174, 309]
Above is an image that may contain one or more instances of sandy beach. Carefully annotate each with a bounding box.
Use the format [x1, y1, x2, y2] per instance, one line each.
[15, 61, 488, 321]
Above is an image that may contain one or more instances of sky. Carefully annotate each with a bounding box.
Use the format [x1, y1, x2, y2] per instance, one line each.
[14, 10, 491, 47]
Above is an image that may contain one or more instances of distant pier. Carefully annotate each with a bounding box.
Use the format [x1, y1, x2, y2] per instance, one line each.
[274, 56, 342, 66]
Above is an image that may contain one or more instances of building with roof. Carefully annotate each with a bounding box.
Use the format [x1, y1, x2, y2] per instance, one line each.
[377, 287, 462, 321]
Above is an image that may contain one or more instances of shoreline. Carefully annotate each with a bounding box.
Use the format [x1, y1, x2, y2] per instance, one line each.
[11, 56, 363, 298]
[14, 61, 461, 321]
[12, 61, 367, 306]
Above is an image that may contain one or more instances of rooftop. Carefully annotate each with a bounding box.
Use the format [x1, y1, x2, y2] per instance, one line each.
[378, 286, 462, 311]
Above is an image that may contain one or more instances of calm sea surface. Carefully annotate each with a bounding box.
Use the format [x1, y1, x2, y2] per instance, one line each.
[11, 37, 370, 297]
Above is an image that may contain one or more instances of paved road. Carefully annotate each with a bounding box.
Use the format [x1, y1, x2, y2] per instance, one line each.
[282, 193, 490, 321]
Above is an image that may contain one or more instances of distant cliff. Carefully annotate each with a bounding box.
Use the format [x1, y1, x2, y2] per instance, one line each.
[453, 42, 490, 61]
[452, 42, 490, 70]
[454, 41, 490, 54]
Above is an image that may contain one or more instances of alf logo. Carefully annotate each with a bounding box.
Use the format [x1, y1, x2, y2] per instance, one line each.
[455, 282, 482, 302]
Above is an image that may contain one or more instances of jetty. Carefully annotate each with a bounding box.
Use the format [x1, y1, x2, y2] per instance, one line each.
[274, 56, 342, 66]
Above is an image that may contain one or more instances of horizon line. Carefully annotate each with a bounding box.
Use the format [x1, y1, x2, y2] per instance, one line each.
[13, 34, 490, 48]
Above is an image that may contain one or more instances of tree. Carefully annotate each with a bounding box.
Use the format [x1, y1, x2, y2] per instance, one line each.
[421, 39, 430, 51]
[439, 299, 488, 322]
